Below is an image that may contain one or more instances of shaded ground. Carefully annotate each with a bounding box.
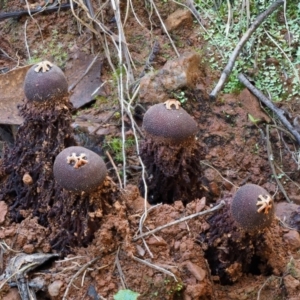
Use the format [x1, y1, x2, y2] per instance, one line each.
[1, 0, 300, 299]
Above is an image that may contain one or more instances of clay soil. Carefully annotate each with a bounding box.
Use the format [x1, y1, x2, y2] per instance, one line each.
[0, 1, 300, 299]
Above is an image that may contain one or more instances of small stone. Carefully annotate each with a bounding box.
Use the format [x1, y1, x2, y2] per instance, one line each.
[0, 201, 8, 224]
[48, 280, 64, 297]
[23, 244, 35, 254]
[184, 261, 206, 281]
[139, 52, 205, 104]
[283, 230, 300, 251]
[164, 9, 193, 32]
[209, 181, 220, 196]
[284, 274, 300, 293]
[147, 236, 167, 247]
[2, 288, 21, 300]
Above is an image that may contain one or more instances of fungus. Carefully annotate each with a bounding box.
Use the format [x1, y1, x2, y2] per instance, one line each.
[200, 184, 285, 285]
[0, 61, 123, 255]
[0, 61, 76, 253]
[53, 146, 107, 193]
[231, 184, 274, 232]
[24, 60, 68, 102]
[139, 99, 205, 205]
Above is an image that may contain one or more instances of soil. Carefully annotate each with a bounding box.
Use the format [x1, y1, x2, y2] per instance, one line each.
[1, 1, 300, 299]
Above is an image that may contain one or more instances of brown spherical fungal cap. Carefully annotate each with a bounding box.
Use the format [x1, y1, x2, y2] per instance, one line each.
[143, 100, 198, 142]
[53, 146, 107, 193]
[24, 61, 68, 102]
[231, 184, 274, 232]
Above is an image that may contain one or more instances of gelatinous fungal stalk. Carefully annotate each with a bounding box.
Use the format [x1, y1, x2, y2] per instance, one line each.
[139, 99, 205, 205]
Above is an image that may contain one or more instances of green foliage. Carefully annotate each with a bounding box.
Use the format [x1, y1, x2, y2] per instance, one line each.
[113, 289, 140, 300]
[104, 136, 135, 163]
[28, 29, 69, 68]
[172, 90, 188, 104]
[195, 0, 300, 101]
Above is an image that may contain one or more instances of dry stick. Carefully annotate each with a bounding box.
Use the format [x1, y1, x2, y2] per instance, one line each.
[106, 151, 123, 189]
[131, 255, 177, 282]
[238, 73, 300, 145]
[62, 256, 102, 300]
[266, 125, 291, 203]
[133, 200, 225, 241]
[209, 0, 284, 99]
[114, 247, 127, 289]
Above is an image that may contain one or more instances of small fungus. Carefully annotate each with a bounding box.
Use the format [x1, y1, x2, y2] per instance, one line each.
[139, 99, 205, 205]
[231, 184, 274, 232]
[53, 146, 107, 193]
[24, 60, 68, 102]
[201, 184, 284, 285]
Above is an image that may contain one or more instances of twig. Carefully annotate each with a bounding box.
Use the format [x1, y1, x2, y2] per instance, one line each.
[139, 40, 160, 78]
[210, 0, 284, 99]
[257, 275, 279, 300]
[149, 0, 180, 57]
[133, 200, 225, 241]
[131, 255, 177, 282]
[62, 256, 101, 300]
[200, 161, 238, 188]
[114, 247, 127, 289]
[106, 151, 123, 189]
[266, 125, 291, 202]
[0, 3, 73, 21]
[24, 20, 31, 60]
[238, 73, 300, 145]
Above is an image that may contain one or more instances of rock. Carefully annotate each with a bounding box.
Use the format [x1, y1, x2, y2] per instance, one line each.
[164, 9, 193, 32]
[184, 261, 206, 281]
[283, 230, 300, 251]
[184, 283, 206, 299]
[238, 88, 271, 123]
[23, 244, 35, 254]
[48, 280, 64, 297]
[275, 202, 299, 225]
[0, 201, 8, 224]
[284, 274, 300, 294]
[147, 236, 167, 247]
[2, 288, 21, 300]
[139, 52, 205, 104]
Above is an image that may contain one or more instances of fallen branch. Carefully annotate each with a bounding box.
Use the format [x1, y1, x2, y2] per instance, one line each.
[238, 73, 300, 145]
[209, 0, 284, 99]
[0, 3, 75, 22]
[133, 200, 225, 241]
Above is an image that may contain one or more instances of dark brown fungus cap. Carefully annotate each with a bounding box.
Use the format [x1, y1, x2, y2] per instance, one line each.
[24, 61, 68, 102]
[231, 184, 274, 232]
[53, 146, 107, 193]
[142, 99, 198, 142]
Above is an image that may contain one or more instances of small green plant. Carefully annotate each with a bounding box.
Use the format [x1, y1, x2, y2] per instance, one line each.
[104, 136, 135, 163]
[172, 90, 188, 104]
[113, 289, 140, 300]
[27, 29, 70, 68]
[196, 0, 300, 101]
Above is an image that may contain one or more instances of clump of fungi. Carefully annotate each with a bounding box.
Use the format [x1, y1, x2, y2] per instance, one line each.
[139, 99, 205, 205]
[0, 61, 74, 219]
[201, 184, 286, 284]
[0, 61, 118, 254]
